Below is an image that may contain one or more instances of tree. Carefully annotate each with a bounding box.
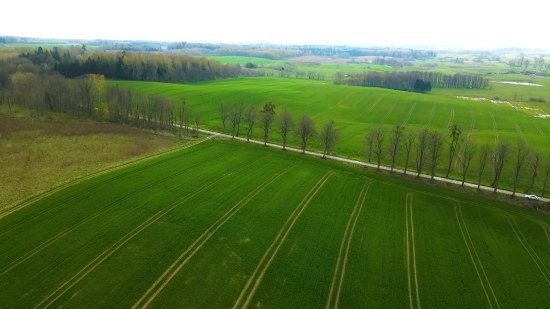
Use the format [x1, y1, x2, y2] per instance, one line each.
[458, 136, 476, 186]
[491, 141, 510, 193]
[372, 126, 386, 170]
[219, 102, 229, 133]
[389, 124, 405, 173]
[477, 144, 492, 189]
[244, 105, 257, 142]
[194, 109, 202, 137]
[229, 102, 243, 139]
[428, 130, 444, 180]
[511, 140, 531, 197]
[403, 131, 416, 175]
[526, 151, 539, 194]
[365, 129, 376, 162]
[320, 120, 339, 158]
[542, 157, 550, 196]
[278, 110, 294, 150]
[415, 128, 429, 177]
[295, 115, 316, 153]
[445, 124, 462, 178]
[260, 102, 276, 145]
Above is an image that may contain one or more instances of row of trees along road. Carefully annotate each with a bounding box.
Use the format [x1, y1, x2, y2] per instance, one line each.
[219, 102, 338, 157]
[366, 124, 550, 196]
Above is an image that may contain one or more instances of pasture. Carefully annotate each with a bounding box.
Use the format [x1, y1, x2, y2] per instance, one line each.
[1, 139, 549, 308]
[110, 76, 550, 193]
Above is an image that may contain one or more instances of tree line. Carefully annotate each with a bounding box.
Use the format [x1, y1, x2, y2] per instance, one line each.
[365, 124, 550, 197]
[333, 71, 489, 92]
[218, 102, 338, 157]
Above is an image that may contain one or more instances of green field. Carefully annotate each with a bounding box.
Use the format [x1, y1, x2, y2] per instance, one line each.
[110, 76, 550, 193]
[1, 139, 549, 308]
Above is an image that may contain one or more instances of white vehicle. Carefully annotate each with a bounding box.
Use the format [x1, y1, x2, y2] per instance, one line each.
[525, 194, 540, 200]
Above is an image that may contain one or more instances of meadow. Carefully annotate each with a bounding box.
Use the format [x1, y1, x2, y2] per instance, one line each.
[0, 114, 184, 209]
[1, 139, 549, 308]
[110, 75, 550, 194]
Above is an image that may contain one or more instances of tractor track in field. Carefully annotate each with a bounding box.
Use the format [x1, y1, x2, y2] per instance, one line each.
[490, 113, 499, 146]
[454, 203, 500, 309]
[469, 107, 475, 132]
[232, 172, 332, 309]
[0, 151, 235, 276]
[338, 90, 374, 120]
[310, 90, 358, 119]
[422, 101, 436, 129]
[446, 104, 455, 131]
[33, 159, 261, 309]
[0, 137, 212, 220]
[402, 101, 417, 126]
[0, 139, 217, 236]
[337, 95, 387, 144]
[531, 121, 546, 138]
[405, 193, 421, 309]
[133, 163, 297, 309]
[378, 99, 398, 125]
[508, 217, 550, 284]
[326, 181, 370, 309]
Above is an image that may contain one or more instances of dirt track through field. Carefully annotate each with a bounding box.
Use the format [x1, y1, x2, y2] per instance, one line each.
[133, 163, 296, 309]
[232, 172, 331, 309]
[0, 151, 229, 276]
[454, 204, 498, 309]
[326, 181, 370, 309]
[33, 159, 257, 309]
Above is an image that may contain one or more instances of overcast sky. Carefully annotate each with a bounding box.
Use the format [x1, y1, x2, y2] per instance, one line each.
[1, 0, 546, 49]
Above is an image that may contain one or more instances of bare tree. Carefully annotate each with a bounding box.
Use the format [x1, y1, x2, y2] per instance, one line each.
[260, 102, 276, 146]
[244, 105, 257, 142]
[295, 115, 317, 153]
[428, 130, 444, 180]
[403, 131, 416, 175]
[365, 129, 376, 162]
[511, 140, 531, 197]
[320, 120, 339, 158]
[229, 102, 244, 139]
[194, 109, 202, 137]
[491, 141, 510, 193]
[389, 124, 405, 173]
[458, 136, 477, 186]
[278, 110, 294, 150]
[373, 126, 386, 170]
[219, 102, 229, 133]
[446, 124, 462, 178]
[477, 144, 492, 189]
[415, 128, 429, 177]
[542, 157, 550, 196]
[526, 151, 539, 193]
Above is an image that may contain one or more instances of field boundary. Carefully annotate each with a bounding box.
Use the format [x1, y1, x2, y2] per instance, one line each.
[0, 135, 213, 219]
[133, 162, 297, 309]
[33, 156, 258, 309]
[326, 181, 370, 309]
[232, 172, 332, 309]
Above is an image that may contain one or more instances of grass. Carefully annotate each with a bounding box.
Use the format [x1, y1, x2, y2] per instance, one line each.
[1, 139, 550, 308]
[110, 76, 550, 193]
[0, 114, 186, 209]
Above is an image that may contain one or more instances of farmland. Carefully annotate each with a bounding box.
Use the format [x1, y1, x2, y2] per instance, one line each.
[110, 75, 550, 193]
[1, 139, 550, 308]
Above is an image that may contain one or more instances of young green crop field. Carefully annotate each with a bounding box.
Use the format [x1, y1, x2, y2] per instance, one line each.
[1, 139, 549, 308]
[110, 76, 550, 193]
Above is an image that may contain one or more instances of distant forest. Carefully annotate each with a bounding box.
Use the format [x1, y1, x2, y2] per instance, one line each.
[333, 71, 489, 92]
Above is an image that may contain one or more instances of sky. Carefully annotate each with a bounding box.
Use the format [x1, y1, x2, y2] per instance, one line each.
[1, 0, 547, 49]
